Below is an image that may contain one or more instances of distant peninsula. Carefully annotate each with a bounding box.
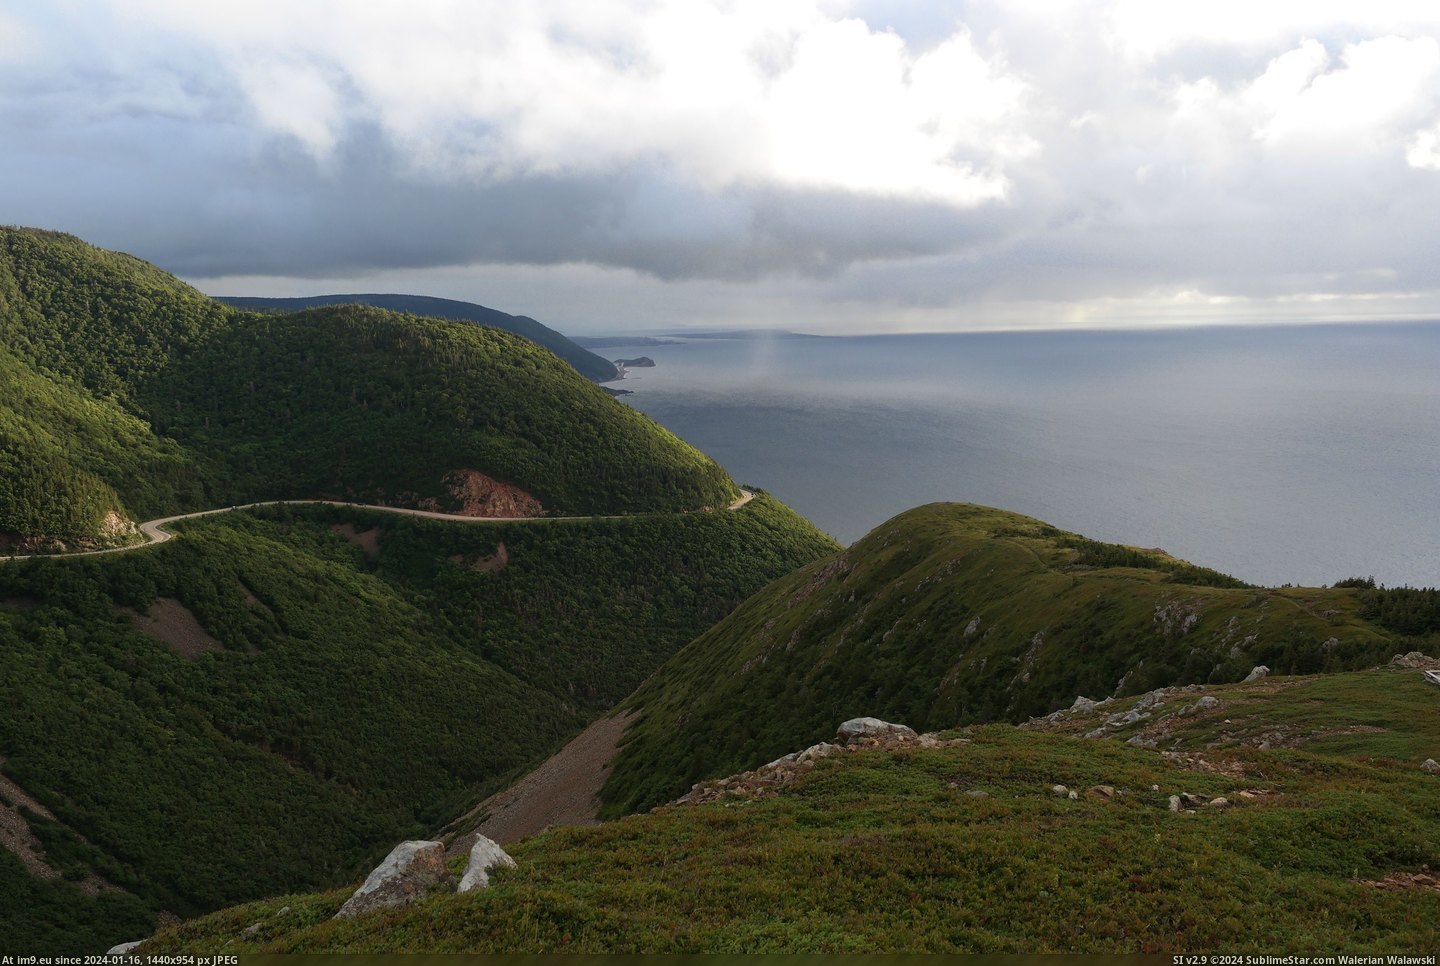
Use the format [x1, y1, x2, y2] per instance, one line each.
[614, 357, 656, 368]
[572, 336, 683, 349]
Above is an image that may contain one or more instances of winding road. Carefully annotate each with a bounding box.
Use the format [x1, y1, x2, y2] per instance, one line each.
[1, 489, 756, 563]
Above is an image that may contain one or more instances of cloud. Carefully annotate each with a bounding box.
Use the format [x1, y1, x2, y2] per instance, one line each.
[2, 1, 1440, 329]
[101, 0, 1032, 206]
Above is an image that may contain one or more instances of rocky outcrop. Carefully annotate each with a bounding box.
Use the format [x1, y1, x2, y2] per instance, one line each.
[1392, 651, 1437, 669]
[334, 840, 453, 918]
[458, 836, 517, 893]
[672, 718, 966, 806]
[836, 717, 917, 744]
[106, 941, 143, 954]
[1243, 665, 1270, 682]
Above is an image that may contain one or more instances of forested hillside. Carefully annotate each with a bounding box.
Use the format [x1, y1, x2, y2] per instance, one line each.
[601, 503, 1420, 814]
[0, 497, 838, 952]
[0, 227, 735, 550]
[219, 294, 619, 382]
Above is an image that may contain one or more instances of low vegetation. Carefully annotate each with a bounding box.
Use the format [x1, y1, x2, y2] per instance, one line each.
[602, 503, 1418, 815]
[141, 667, 1440, 953]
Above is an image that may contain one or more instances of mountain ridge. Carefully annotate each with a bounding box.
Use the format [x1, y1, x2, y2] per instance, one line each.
[600, 502, 1417, 815]
[217, 293, 618, 382]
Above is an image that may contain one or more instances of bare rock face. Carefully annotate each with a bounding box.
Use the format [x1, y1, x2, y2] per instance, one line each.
[106, 941, 143, 954]
[1422, 759, 1440, 774]
[836, 717, 917, 745]
[1243, 665, 1270, 683]
[457, 836, 517, 893]
[334, 840, 452, 918]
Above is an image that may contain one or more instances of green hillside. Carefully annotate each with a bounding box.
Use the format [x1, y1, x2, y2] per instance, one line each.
[0, 227, 735, 550]
[146, 305, 734, 514]
[602, 503, 1418, 815]
[218, 294, 619, 382]
[0, 497, 838, 952]
[139, 665, 1440, 953]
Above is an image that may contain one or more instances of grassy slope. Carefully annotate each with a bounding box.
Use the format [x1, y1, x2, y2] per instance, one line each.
[0, 497, 838, 952]
[143, 666, 1440, 953]
[0, 227, 735, 545]
[218, 294, 620, 383]
[602, 503, 1407, 815]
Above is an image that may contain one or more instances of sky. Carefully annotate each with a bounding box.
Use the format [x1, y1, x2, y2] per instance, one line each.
[4, 1, 1440, 334]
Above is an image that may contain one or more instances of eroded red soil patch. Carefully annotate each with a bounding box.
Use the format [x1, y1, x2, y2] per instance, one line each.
[426, 469, 543, 518]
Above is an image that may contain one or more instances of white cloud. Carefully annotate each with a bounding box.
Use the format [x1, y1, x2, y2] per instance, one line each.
[1103, 0, 1440, 60]
[1252, 36, 1440, 146]
[102, 0, 1031, 206]
[232, 61, 344, 159]
[1408, 121, 1440, 170]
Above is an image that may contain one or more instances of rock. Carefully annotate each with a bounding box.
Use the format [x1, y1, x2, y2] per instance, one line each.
[1422, 759, 1440, 774]
[1126, 735, 1157, 748]
[1393, 651, 1431, 668]
[240, 923, 263, 940]
[1168, 795, 1181, 812]
[1178, 792, 1208, 808]
[1051, 784, 1069, 797]
[1237, 791, 1258, 801]
[964, 789, 989, 798]
[334, 840, 453, 918]
[1425, 670, 1440, 688]
[458, 835, 517, 893]
[1133, 689, 1169, 712]
[1243, 665, 1270, 683]
[1088, 785, 1116, 799]
[761, 751, 800, 770]
[277, 906, 291, 916]
[1208, 797, 1230, 808]
[1070, 696, 1099, 713]
[964, 618, 981, 637]
[1193, 695, 1221, 711]
[835, 717, 917, 744]
[107, 942, 143, 955]
[1083, 728, 1107, 739]
[1067, 790, 1078, 800]
[1106, 709, 1150, 728]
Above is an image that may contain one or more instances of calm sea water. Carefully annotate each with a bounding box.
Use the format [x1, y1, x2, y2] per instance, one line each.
[615, 323, 1440, 589]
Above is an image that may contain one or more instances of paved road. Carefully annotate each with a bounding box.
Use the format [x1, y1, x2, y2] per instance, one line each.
[1, 489, 756, 563]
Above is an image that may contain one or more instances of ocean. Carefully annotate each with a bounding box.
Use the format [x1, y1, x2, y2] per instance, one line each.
[615, 322, 1440, 589]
